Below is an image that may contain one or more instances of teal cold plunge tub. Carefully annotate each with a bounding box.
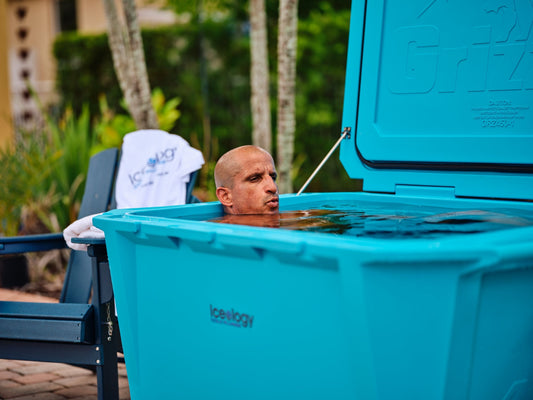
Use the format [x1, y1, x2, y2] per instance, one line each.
[95, 192, 533, 400]
[94, 0, 533, 397]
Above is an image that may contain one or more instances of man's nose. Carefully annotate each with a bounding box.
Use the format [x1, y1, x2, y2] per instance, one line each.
[264, 176, 278, 193]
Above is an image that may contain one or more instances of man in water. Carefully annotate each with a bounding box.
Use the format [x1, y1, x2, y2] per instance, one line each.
[214, 145, 279, 215]
[212, 146, 348, 230]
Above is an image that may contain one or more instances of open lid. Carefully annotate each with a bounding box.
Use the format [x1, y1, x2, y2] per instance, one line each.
[340, 0, 533, 200]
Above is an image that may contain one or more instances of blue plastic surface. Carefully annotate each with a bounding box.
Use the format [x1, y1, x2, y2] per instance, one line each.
[95, 192, 533, 399]
[340, 0, 533, 200]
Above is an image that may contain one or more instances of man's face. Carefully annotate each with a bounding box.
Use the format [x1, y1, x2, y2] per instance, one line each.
[224, 150, 279, 214]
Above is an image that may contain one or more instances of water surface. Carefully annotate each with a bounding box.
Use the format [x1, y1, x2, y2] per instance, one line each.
[209, 205, 533, 239]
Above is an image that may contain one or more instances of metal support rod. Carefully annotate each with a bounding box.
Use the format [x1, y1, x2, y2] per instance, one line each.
[296, 127, 351, 195]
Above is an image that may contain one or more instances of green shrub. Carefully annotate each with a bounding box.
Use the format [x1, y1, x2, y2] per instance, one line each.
[91, 87, 181, 154]
[0, 132, 61, 236]
[0, 103, 96, 237]
[295, 3, 359, 193]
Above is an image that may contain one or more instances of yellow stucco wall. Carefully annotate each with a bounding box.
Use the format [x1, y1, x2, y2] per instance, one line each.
[1, 0, 174, 143]
[76, 0, 175, 33]
[8, 0, 57, 125]
[76, 0, 117, 33]
[0, 0, 14, 149]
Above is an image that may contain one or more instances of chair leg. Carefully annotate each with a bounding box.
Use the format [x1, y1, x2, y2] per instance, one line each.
[95, 345, 119, 400]
[89, 244, 120, 400]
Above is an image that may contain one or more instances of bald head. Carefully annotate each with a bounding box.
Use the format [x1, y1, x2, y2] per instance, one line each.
[214, 145, 279, 214]
[214, 145, 273, 189]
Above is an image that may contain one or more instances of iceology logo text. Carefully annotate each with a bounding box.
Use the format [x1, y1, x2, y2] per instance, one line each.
[128, 147, 177, 188]
[210, 304, 254, 328]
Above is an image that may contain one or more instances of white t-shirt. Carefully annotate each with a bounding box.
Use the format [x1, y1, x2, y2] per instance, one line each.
[115, 129, 204, 209]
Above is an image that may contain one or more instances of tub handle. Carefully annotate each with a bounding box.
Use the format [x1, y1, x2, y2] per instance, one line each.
[216, 233, 306, 255]
[155, 225, 216, 243]
[140, 224, 306, 255]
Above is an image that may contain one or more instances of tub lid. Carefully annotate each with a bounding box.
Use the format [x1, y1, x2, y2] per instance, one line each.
[339, 0, 533, 200]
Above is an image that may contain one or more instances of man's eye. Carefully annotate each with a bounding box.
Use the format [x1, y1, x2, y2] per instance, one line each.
[271, 174, 277, 181]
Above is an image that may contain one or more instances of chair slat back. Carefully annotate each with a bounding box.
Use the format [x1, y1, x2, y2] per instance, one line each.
[60, 148, 119, 304]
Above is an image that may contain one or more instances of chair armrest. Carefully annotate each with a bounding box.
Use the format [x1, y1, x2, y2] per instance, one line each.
[0, 233, 67, 255]
[72, 238, 108, 267]
[71, 237, 106, 246]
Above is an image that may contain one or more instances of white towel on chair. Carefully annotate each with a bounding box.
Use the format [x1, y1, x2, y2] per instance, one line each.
[63, 214, 105, 251]
[115, 129, 204, 209]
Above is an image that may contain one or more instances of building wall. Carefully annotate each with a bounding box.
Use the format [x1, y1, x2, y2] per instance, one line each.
[76, 0, 121, 33]
[0, 0, 177, 147]
[0, 0, 13, 149]
[77, 0, 177, 34]
[7, 0, 57, 127]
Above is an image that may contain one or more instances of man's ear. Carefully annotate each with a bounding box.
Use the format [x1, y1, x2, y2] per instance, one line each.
[216, 187, 233, 207]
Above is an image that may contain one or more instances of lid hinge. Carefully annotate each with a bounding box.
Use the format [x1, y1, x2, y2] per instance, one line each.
[395, 185, 456, 199]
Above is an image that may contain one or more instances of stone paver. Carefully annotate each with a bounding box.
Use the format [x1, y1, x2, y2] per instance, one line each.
[0, 381, 64, 399]
[0, 380, 21, 390]
[54, 375, 99, 388]
[10, 393, 65, 400]
[12, 373, 62, 385]
[0, 289, 130, 399]
[54, 384, 98, 398]
[0, 372, 20, 381]
[52, 367, 93, 379]
[9, 364, 65, 376]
